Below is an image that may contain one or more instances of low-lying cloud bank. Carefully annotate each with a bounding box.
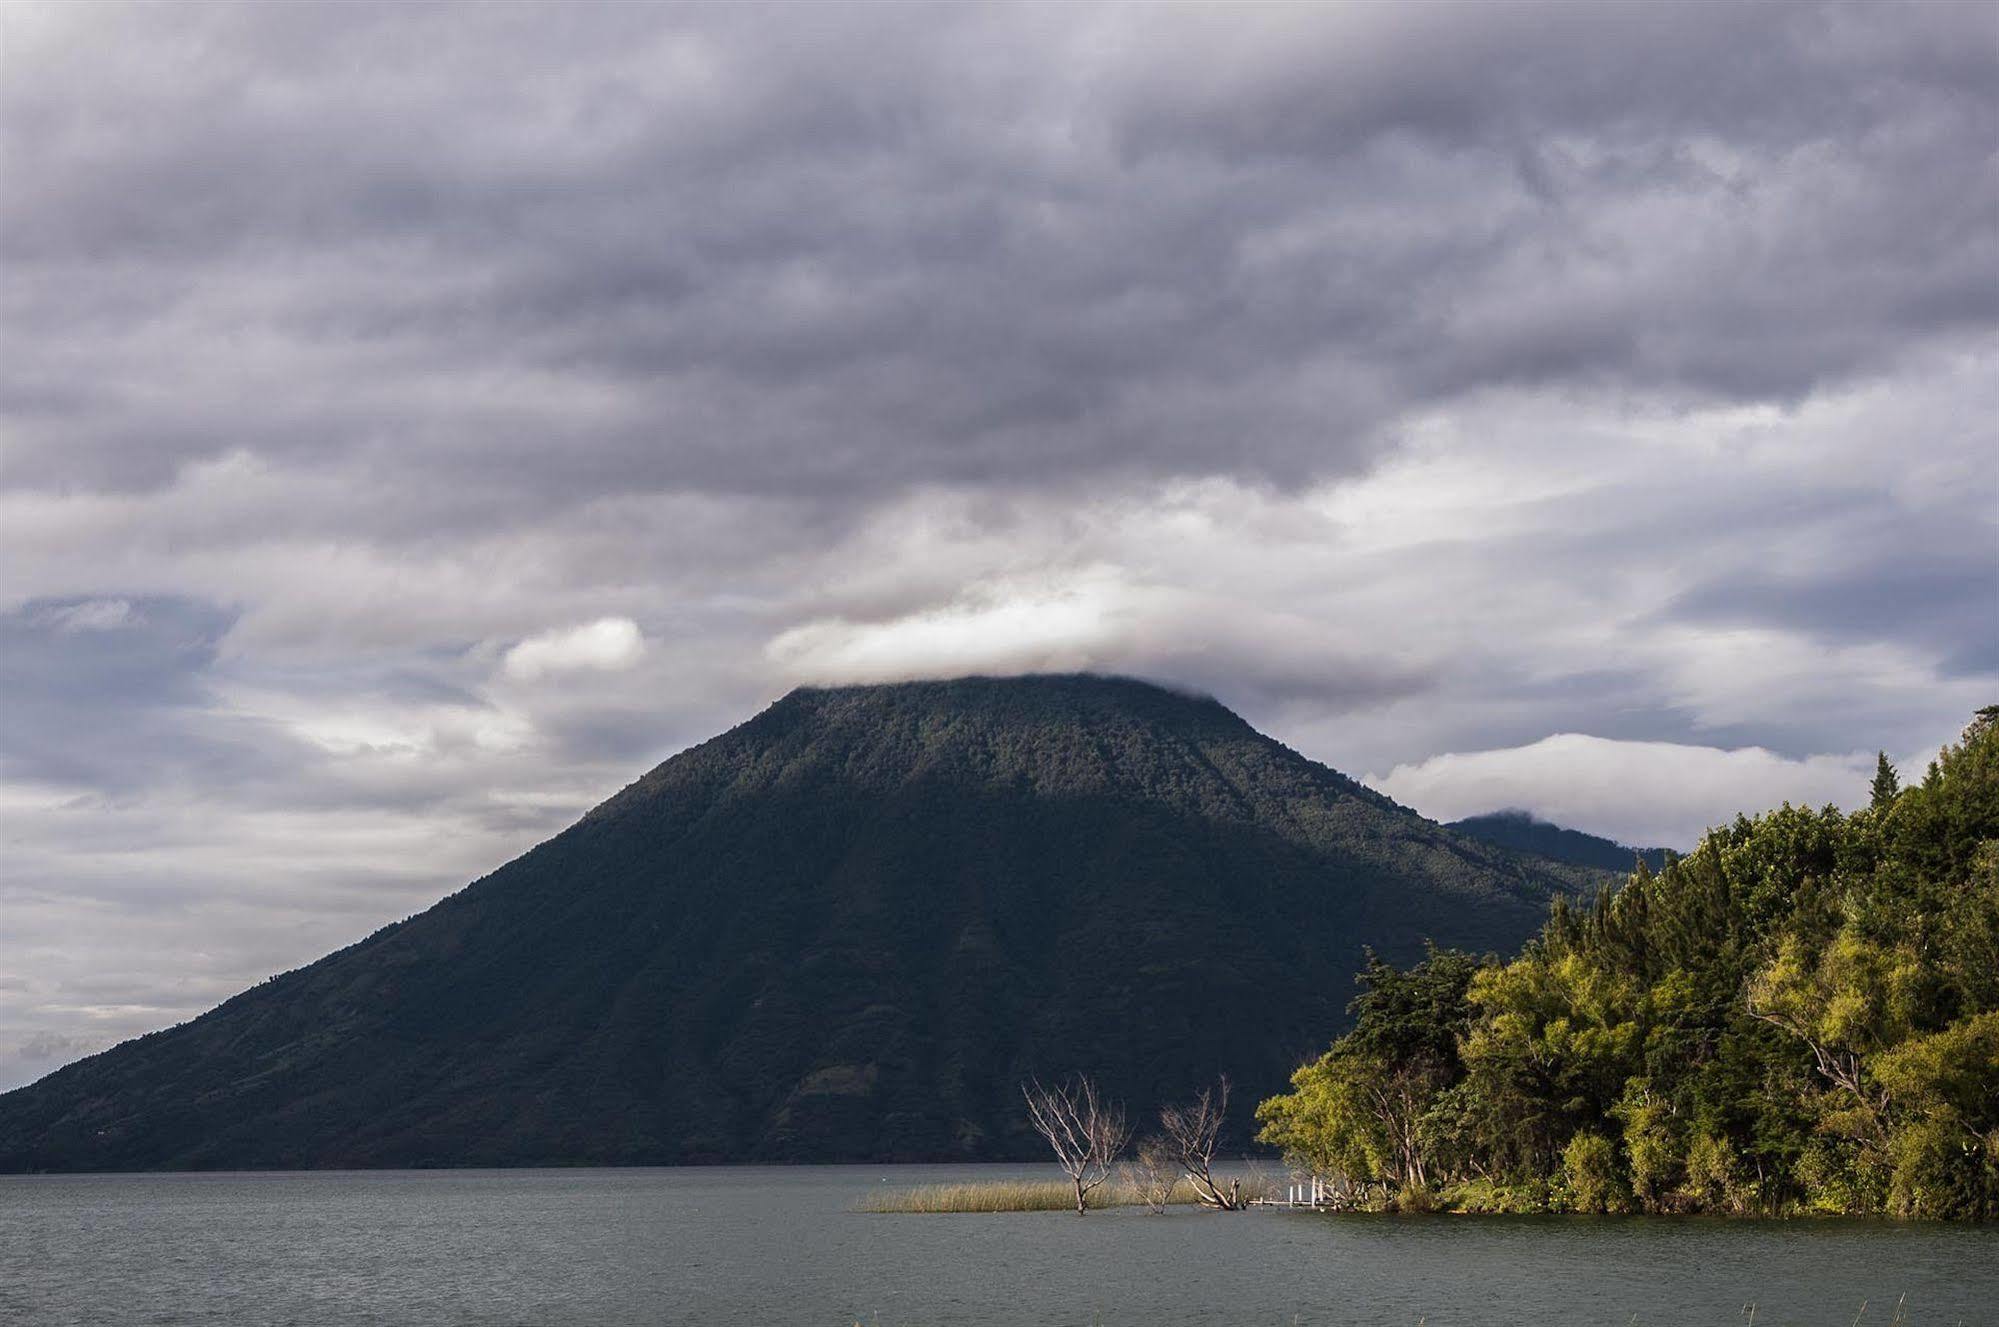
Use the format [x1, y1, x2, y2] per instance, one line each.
[1370, 734, 1893, 851]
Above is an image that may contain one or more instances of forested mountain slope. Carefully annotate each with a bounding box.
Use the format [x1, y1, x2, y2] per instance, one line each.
[0, 674, 1599, 1170]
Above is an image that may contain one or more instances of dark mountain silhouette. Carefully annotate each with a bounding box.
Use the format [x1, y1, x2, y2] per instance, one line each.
[0, 675, 1610, 1171]
[1448, 809, 1671, 874]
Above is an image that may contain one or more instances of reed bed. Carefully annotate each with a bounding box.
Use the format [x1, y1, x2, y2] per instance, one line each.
[856, 1173, 1275, 1213]
[856, 1179, 1178, 1212]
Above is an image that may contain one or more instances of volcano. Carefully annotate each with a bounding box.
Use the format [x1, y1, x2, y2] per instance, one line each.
[0, 674, 1606, 1170]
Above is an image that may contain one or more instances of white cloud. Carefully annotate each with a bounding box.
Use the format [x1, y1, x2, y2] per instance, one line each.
[44, 598, 136, 632]
[502, 617, 645, 682]
[1369, 734, 1884, 850]
[766, 569, 1141, 684]
[215, 682, 535, 760]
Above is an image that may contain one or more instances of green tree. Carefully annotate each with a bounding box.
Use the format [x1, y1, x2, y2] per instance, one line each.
[1872, 752, 1900, 810]
[1748, 929, 1923, 1136]
[1255, 1051, 1393, 1192]
[1872, 1012, 1999, 1217]
[1256, 947, 1481, 1194]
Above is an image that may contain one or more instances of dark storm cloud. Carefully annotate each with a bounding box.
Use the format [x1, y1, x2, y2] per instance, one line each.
[1672, 551, 1999, 670]
[5, 0, 1992, 514]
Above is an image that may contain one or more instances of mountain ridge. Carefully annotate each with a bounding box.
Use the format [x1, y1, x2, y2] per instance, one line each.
[1449, 809, 1672, 873]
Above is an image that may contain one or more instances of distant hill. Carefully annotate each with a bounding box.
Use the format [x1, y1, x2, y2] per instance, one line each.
[1449, 809, 1671, 874]
[0, 675, 1608, 1171]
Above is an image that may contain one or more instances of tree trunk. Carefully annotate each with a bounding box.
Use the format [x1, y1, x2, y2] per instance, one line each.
[1074, 1175, 1086, 1214]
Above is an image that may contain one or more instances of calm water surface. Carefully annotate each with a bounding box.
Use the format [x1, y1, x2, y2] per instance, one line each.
[1, 1165, 1993, 1326]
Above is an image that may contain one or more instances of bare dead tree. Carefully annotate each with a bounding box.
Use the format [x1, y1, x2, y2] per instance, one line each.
[1159, 1075, 1242, 1209]
[1122, 1135, 1179, 1213]
[1022, 1074, 1132, 1213]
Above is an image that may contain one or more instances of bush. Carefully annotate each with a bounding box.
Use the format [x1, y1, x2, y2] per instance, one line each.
[1618, 1088, 1681, 1212]
[1794, 1135, 1883, 1215]
[1561, 1132, 1630, 1213]
[1888, 1119, 1982, 1220]
[1442, 1177, 1553, 1214]
[1392, 1184, 1440, 1213]
[1680, 1133, 1738, 1212]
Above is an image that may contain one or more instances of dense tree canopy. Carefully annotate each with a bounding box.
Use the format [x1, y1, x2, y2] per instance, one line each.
[1260, 710, 1999, 1218]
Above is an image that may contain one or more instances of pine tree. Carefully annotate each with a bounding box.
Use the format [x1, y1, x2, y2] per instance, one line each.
[1871, 751, 1900, 810]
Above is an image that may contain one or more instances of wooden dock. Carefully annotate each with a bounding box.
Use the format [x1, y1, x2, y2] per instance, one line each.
[1249, 1177, 1336, 1209]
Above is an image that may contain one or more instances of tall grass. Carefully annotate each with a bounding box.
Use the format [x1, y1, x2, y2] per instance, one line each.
[857, 1180, 1160, 1212]
[856, 1172, 1275, 1213]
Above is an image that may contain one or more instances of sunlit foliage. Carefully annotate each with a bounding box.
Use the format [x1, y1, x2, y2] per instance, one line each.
[1259, 710, 1999, 1218]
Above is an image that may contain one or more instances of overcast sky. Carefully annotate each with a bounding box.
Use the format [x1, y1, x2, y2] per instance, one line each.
[2, 0, 1994, 1091]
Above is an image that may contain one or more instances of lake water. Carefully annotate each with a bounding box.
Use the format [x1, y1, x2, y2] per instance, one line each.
[1, 1165, 1993, 1326]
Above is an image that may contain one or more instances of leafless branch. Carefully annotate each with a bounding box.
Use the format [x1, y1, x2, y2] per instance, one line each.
[1159, 1075, 1242, 1209]
[1123, 1135, 1179, 1213]
[1022, 1074, 1132, 1213]
[1749, 1007, 1893, 1134]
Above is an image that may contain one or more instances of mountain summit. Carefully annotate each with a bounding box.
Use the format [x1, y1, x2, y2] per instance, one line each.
[1, 674, 1602, 1170]
[1450, 810, 1672, 873]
